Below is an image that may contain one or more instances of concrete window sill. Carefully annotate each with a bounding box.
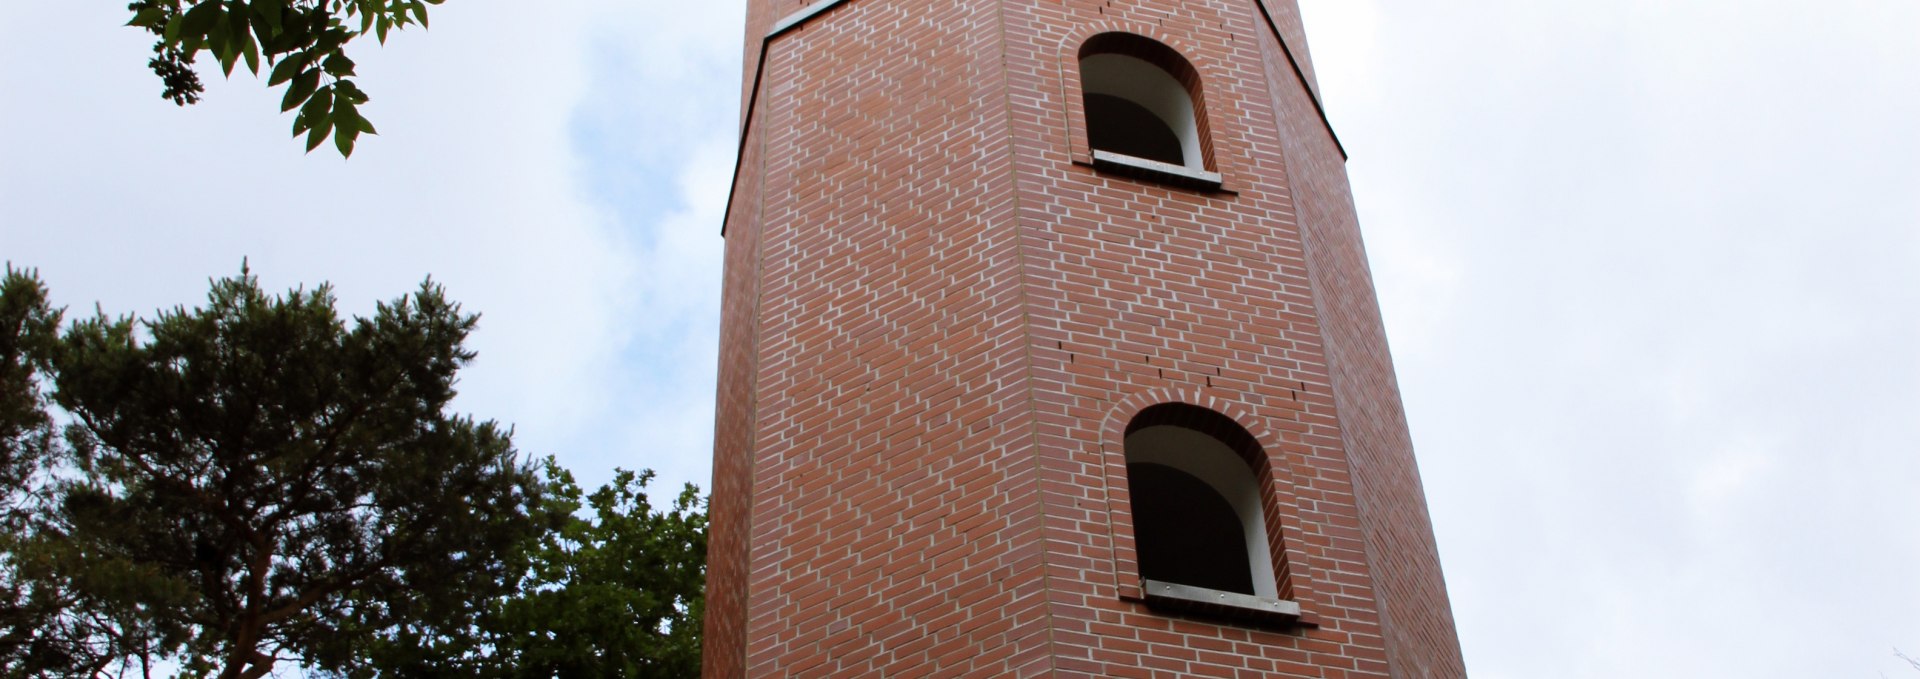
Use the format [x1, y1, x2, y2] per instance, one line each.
[1140, 579, 1302, 627]
[1090, 150, 1225, 192]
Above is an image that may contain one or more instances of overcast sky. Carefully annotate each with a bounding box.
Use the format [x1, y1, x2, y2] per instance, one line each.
[2, 1, 1915, 677]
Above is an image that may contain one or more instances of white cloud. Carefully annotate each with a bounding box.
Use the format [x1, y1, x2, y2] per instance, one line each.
[1304, 0, 1920, 675]
[0, 0, 742, 497]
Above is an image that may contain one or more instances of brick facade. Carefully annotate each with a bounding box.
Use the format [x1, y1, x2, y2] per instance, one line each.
[706, 1, 1465, 676]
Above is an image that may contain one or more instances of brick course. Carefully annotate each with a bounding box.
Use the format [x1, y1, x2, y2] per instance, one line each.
[705, 1, 1464, 676]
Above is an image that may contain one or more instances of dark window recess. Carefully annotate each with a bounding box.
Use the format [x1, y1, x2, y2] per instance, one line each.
[1084, 94, 1185, 167]
[1127, 462, 1255, 595]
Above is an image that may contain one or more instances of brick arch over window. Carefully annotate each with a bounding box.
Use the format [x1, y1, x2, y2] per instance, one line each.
[1077, 32, 1217, 173]
[1113, 397, 1305, 625]
[1125, 402, 1264, 463]
[1124, 403, 1277, 590]
[1105, 393, 1313, 609]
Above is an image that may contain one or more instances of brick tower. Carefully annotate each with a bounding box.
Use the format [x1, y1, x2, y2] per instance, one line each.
[704, 0, 1466, 677]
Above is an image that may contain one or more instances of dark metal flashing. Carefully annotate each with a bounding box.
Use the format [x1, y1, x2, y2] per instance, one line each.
[1250, 1, 1348, 159]
[720, 0, 851, 235]
[768, 0, 850, 39]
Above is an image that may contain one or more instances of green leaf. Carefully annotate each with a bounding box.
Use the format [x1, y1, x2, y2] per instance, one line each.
[411, 2, 429, 28]
[178, 1, 222, 45]
[315, 27, 348, 55]
[230, 6, 250, 41]
[207, 11, 228, 51]
[163, 13, 186, 43]
[250, 0, 283, 38]
[217, 43, 239, 79]
[281, 68, 320, 112]
[334, 79, 368, 104]
[127, 7, 170, 28]
[267, 53, 303, 86]
[304, 114, 333, 152]
[231, 11, 258, 75]
[242, 30, 260, 75]
[300, 83, 334, 125]
[334, 117, 358, 157]
[247, 4, 274, 44]
[321, 53, 355, 77]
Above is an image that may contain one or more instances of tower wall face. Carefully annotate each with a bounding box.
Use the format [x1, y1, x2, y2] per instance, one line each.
[712, 1, 1055, 675]
[708, 1, 1464, 677]
[1254, 18, 1467, 676]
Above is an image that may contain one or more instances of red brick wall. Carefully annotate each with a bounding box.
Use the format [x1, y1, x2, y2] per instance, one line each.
[711, 0, 1056, 675]
[705, 98, 767, 679]
[1254, 12, 1468, 678]
[1254, 0, 1322, 99]
[1003, 1, 1396, 676]
[708, 1, 1462, 676]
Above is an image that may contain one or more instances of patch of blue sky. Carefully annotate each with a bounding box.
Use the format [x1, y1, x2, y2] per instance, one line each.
[567, 33, 741, 239]
[541, 28, 739, 496]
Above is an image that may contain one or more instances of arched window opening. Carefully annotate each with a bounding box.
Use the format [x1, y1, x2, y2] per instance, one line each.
[1123, 405, 1280, 600]
[1084, 92, 1184, 166]
[1078, 34, 1210, 173]
[1128, 462, 1255, 594]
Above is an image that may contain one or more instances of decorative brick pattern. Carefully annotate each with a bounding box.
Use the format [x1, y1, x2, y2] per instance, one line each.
[1253, 13, 1467, 677]
[706, 1, 1463, 677]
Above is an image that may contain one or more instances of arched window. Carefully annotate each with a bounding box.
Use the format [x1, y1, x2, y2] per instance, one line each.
[1123, 403, 1298, 622]
[1078, 34, 1212, 175]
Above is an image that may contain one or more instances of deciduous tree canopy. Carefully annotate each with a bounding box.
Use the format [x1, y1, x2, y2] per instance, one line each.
[480, 463, 705, 678]
[124, 0, 451, 157]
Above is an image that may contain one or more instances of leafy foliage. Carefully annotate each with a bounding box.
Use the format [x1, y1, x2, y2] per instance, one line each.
[478, 462, 706, 678]
[0, 267, 711, 678]
[124, 0, 448, 157]
[0, 267, 105, 676]
[0, 267, 546, 678]
[0, 268, 59, 528]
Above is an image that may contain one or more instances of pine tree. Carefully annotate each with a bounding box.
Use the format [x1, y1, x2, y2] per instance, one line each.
[0, 266, 545, 678]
